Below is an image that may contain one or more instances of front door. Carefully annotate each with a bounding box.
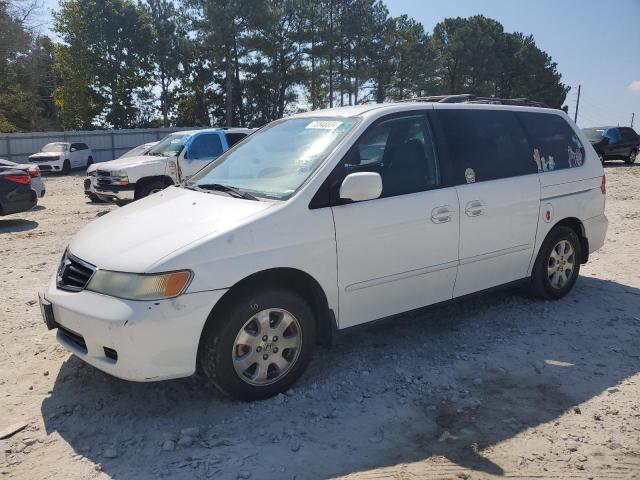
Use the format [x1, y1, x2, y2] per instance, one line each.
[435, 108, 541, 297]
[179, 133, 226, 180]
[331, 112, 459, 328]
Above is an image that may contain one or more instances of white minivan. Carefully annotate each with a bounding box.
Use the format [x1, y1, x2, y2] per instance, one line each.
[39, 100, 608, 400]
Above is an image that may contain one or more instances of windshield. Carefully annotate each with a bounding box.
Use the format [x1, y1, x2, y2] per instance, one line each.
[120, 143, 154, 158]
[148, 133, 191, 157]
[582, 128, 604, 142]
[41, 143, 67, 153]
[189, 117, 358, 200]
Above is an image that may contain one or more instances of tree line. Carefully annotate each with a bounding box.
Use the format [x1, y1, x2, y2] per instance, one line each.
[1, 0, 570, 132]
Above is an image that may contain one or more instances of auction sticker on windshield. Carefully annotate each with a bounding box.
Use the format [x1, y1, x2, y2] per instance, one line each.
[306, 120, 343, 130]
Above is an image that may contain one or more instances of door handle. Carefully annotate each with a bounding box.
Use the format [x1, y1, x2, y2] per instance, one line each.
[431, 205, 453, 224]
[465, 200, 485, 217]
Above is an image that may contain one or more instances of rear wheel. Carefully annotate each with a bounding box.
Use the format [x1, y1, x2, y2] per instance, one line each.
[626, 149, 637, 165]
[87, 156, 94, 168]
[62, 159, 71, 174]
[199, 288, 316, 400]
[530, 226, 582, 300]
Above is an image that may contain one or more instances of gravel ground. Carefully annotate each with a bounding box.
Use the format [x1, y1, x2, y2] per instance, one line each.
[1, 164, 639, 480]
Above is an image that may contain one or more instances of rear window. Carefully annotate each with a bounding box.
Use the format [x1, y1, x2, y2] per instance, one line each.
[518, 112, 585, 171]
[437, 109, 535, 184]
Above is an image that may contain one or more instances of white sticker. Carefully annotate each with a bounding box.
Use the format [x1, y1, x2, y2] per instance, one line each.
[170, 138, 182, 144]
[306, 120, 343, 130]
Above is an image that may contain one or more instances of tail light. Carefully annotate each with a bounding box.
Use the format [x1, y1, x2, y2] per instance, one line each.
[28, 167, 41, 177]
[600, 174, 606, 195]
[5, 175, 31, 185]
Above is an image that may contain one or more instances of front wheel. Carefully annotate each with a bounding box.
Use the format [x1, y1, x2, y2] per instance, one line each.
[135, 179, 165, 199]
[62, 159, 71, 174]
[87, 156, 94, 168]
[199, 289, 316, 400]
[626, 149, 637, 165]
[530, 226, 582, 300]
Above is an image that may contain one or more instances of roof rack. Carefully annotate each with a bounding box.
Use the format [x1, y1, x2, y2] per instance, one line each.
[397, 94, 550, 108]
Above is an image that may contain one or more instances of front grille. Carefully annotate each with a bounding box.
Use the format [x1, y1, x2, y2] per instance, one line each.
[58, 325, 87, 353]
[97, 170, 110, 177]
[56, 251, 96, 292]
[39, 165, 52, 171]
[30, 156, 59, 162]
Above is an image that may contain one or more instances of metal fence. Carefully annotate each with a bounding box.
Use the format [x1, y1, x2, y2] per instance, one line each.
[0, 127, 204, 164]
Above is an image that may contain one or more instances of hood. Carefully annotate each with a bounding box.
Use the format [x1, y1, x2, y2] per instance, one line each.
[93, 155, 167, 171]
[68, 186, 274, 272]
[29, 152, 62, 159]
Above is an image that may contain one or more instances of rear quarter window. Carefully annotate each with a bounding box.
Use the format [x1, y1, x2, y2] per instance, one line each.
[437, 109, 535, 184]
[517, 112, 585, 171]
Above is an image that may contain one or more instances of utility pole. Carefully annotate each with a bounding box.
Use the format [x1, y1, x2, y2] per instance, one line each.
[632, 112, 635, 129]
[574, 84, 581, 123]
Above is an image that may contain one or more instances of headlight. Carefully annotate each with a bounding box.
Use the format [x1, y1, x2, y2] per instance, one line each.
[107, 170, 129, 185]
[86, 270, 192, 301]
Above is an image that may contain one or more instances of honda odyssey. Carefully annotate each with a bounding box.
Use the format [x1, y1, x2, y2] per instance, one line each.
[39, 100, 608, 400]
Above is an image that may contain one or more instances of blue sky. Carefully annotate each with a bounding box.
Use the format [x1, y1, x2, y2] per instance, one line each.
[385, 0, 640, 128]
[39, 0, 640, 128]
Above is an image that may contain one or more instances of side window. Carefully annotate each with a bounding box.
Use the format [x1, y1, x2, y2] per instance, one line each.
[70, 143, 81, 151]
[338, 114, 440, 199]
[438, 109, 535, 184]
[79, 143, 88, 150]
[620, 128, 638, 142]
[188, 134, 223, 160]
[225, 133, 247, 147]
[602, 128, 621, 145]
[518, 112, 585, 171]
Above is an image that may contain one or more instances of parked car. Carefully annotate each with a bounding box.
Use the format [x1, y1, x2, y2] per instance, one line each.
[582, 126, 639, 164]
[0, 159, 45, 197]
[39, 102, 607, 400]
[0, 167, 37, 216]
[85, 142, 158, 202]
[28, 142, 94, 174]
[92, 129, 253, 204]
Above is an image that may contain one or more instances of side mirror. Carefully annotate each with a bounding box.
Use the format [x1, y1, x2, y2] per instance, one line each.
[70, 147, 77, 152]
[339, 172, 382, 202]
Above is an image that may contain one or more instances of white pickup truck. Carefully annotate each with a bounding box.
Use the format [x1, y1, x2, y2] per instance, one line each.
[91, 128, 254, 203]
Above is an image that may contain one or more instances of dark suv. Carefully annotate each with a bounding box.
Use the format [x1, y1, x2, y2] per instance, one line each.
[582, 126, 639, 164]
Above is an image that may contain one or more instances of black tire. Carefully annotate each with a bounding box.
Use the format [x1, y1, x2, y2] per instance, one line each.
[87, 156, 94, 168]
[62, 159, 71, 174]
[136, 179, 165, 199]
[86, 193, 103, 203]
[530, 226, 582, 300]
[199, 288, 316, 401]
[598, 152, 605, 165]
[626, 149, 637, 165]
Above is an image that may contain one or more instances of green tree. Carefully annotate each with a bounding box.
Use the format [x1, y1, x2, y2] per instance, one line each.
[144, 0, 181, 127]
[54, 0, 153, 128]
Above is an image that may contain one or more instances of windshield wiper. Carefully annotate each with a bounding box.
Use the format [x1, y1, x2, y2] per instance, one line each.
[189, 183, 260, 201]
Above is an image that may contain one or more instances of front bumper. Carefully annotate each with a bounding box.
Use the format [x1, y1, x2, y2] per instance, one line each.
[30, 158, 64, 172]
[42, 276, 226, 381]
[94, 184, 136, 203]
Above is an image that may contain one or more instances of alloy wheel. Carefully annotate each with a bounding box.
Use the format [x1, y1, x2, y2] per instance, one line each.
[547, 239, 575, 289]
[232, 308, 302, 386]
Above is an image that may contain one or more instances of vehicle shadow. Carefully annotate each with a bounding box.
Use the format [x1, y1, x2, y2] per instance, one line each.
[604, 161, 639, 168]
[40, 276, 640, 479]
[31, 205, 46, 212]
[0, 219, 38, 233]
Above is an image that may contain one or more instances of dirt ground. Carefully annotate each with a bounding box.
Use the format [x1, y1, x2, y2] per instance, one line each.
[1, 164, 639, 480]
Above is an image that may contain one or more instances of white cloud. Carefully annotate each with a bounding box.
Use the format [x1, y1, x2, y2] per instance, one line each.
[630, 80, 640, 94]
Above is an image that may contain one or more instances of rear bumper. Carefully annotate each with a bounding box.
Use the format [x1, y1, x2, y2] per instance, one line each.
[584, 213, 608, 254]
[0, 188, 37, 215]
[42, 276, 226, 381]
